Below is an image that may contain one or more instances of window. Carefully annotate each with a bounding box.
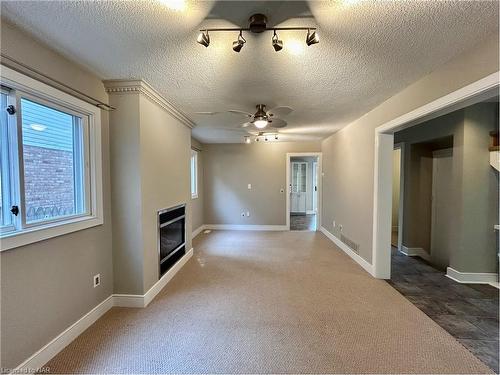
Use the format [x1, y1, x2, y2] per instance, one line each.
[190, 149, 198, 199]
[0, 65, 103, 251]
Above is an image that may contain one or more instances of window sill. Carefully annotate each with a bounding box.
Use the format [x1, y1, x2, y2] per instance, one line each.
[191, 194, 198, 199]
[0, 215, 103, 252]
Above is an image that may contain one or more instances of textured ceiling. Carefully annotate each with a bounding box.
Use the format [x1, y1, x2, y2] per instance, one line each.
[1, 0, 498, 143]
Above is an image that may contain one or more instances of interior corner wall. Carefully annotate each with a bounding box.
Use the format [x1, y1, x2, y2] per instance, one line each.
[191, 138, 205, 233]
[203, 142, 321, 226]
[0, 21, 113, 369]
[395, 109, 465, 261]
[321, 32, 499, 265]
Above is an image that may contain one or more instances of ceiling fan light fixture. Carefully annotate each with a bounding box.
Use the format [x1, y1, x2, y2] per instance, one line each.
[254, 118, 268, 129]
[197, 30, 210, 47]
[306, 29, 319, 46]
[232, 30, 246, 52]
[272, 30, 283, 52]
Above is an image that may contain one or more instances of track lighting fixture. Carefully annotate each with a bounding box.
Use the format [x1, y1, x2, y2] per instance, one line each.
[272, 30, 283, 52]
[197, 30, 210, 47]
[232, 31, 246, 53]
[244, 136, 251, 144]
[196, 13, 318, 52]
[306, 29, 320, 46]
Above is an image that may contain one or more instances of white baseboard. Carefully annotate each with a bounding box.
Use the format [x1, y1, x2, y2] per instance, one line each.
[192, 225, 206, 238]
[400, 246, 431, 262]
[320, 227, 374, 276]
[12, 295, 114, 374]
[204, 224, 287, 231]
[12, 248, 194, 374]
[115, 247, 194, 308]
[446, 267, 499, 286]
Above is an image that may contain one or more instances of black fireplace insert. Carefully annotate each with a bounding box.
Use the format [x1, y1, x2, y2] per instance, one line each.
[158, 204, 186, 277]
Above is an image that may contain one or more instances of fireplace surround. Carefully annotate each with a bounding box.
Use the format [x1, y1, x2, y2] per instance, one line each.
[158, 204, 186, 277]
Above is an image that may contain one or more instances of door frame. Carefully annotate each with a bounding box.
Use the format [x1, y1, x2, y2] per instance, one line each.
[286, 152, 322, 231]
[372, 71, 499, 279]
[393, 142, 405, 252]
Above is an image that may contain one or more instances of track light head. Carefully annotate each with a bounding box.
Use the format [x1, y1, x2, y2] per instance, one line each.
[306, 29, 319, 46]
[197, 30, 210, 47]
[232, 31, 246, 52]
[272, 30, 283, 52]
[244, 136, 251, 144]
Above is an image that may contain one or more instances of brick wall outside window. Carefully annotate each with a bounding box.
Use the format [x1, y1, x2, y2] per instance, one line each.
[23, 145, 75, 221]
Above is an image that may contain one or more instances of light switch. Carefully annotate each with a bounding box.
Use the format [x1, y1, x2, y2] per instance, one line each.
[248, 183, 252, 190]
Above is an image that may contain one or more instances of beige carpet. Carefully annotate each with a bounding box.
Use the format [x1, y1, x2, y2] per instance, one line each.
[45, 231, 492, 374]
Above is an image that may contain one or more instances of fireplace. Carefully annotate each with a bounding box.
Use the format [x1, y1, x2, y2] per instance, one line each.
[158, 204, 186, 277]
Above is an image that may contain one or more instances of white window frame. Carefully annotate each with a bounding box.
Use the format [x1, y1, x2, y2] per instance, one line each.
[0, 65, 103, 251]
[191, 149, 198, 199]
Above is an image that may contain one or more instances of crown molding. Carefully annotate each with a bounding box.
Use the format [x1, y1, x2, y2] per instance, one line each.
[103, 79, 195, 129]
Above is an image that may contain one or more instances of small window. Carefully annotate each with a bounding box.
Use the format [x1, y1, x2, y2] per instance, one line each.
[190, 149, 198, 199]
[1, 65, 103, 251]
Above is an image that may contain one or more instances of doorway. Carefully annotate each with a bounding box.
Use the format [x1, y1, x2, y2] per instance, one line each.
[286, 152, 322, 231]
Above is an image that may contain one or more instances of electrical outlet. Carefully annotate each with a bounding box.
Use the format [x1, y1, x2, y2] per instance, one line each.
[246, 211, 250, 217]
[93, 274, 100, 288]
[248, 183, 252, 190]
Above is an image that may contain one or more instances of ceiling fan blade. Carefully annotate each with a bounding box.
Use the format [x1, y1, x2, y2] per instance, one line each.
[227, 110, 253, 118]
[267, 106, 293, 118]
[241, 122, 253, 128]
[194, 111, 224, 115]
[268, 118, 287, 128]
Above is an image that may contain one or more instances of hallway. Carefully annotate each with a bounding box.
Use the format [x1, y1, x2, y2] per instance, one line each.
[44, 231, 490, 374]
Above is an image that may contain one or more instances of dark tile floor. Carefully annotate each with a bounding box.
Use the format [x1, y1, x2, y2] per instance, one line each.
[290, 214, 316, 231]
[387, 247, 499, 373]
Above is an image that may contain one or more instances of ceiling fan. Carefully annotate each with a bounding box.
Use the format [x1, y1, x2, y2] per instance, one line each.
[195, 104, 293, 129]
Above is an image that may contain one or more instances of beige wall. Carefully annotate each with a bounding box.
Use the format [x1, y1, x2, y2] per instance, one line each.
[191, 138, 204, 232]
[394, 103, 498, 273]
[204, 142, 321, 225]
[139, 95, 192, 292]
[0, 21, 113, 369]
[321, 33, 499, 264]
[107, 87, 192, 295]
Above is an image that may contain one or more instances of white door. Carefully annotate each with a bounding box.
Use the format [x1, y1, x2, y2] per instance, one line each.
[312, 162, 318, 213]
[291, 162, 307, 213]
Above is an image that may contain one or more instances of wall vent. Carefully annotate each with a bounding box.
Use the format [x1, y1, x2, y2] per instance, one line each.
[340, 234, 360, 254]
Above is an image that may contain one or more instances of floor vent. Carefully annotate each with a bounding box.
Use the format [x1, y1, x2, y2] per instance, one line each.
[341, 234, 359, 253]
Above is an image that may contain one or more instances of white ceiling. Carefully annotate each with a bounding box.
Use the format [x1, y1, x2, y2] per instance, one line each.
[2, 0, 498, 143]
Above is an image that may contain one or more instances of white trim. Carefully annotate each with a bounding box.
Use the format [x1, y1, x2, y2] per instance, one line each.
[0, 65, 104, 251]
[192, 224, 206, 238]
[11, 249, 194, 373]
[393, 142, 405, 252]
[446, 267, 498, 286]
[12, 295, 114, 374]
[372, 71, 500, 279]
[320, 226, 374, 276]
[204, 224, 287, 231]
[400, 246, 431, 262]
[103, 80, 194, 129]
[306, 210, 316, 215]
[286, 152, 322, 231]
[114, 247, 194, 308]
[490, 150, 500, 172]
